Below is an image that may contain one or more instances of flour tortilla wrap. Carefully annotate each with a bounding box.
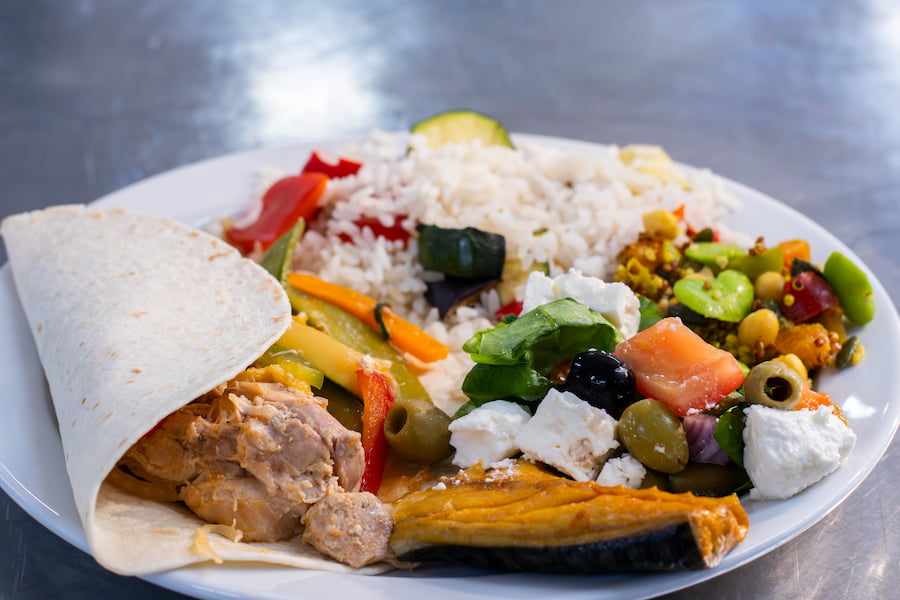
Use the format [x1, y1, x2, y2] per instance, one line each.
[1, 205, 388, 575]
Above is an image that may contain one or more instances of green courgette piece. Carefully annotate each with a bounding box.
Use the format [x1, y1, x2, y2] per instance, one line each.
[287, 290, 431, 402]
[259, 218, 305, 285]
[417, 224, 506, 279]
[411, 109, 514, 149]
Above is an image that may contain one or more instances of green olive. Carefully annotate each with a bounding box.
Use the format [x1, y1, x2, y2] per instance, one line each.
[384, 397, 453, 465]
[618, 398, 689, 474]
[743, 360, 803, 409]
[638, 468, 671, 491]
[667, 462, 750, 497]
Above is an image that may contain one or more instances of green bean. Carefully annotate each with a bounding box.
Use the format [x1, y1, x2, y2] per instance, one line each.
[823, 251, 875, 325]
[743, 360, 803, 409]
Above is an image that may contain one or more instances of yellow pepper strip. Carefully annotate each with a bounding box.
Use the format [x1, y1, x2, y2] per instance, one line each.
[277, 316, 368, 394]
[287, 272, 449, 363]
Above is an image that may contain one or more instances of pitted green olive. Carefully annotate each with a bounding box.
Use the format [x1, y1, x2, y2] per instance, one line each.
[667, 462, 750, 497]
[743, 360, 803, 409]
[618, 398, 688, 474]
[384, 397, 453, 465]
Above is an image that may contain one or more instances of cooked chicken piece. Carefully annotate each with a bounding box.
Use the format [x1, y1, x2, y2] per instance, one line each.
[182, 474, 305, 541]
[301, 492, 394, 568]
[117, 369, 365, 543]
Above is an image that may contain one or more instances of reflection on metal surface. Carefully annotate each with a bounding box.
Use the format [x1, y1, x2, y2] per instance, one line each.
[247, 56, 380, 142]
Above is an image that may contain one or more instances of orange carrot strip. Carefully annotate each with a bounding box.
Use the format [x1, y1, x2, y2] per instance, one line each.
[287, 272, 449, 363]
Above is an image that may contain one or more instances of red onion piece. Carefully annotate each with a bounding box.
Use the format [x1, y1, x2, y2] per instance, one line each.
[683, 414, 730, 465]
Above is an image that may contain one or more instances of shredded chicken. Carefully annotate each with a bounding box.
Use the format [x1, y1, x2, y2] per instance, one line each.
[117, 372, 365, 543]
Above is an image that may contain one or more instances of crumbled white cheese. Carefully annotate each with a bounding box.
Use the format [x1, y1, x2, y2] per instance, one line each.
[521, 269, 640, 339]
[448, 400, 531, 468]
[515, 388, 619, 481]
[595, 453, 647, 488]
[743, 405, 856, 500]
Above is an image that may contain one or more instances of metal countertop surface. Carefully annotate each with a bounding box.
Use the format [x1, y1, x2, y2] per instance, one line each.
[1, 1, 897, 598]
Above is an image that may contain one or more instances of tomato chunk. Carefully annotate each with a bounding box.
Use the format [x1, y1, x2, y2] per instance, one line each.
[614, 317, 745, 417]
[781, 270, 839, 323]
[227, 172, 328, 254]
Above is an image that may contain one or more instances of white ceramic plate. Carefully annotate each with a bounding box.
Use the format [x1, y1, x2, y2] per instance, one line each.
[1, 134, 898, 600]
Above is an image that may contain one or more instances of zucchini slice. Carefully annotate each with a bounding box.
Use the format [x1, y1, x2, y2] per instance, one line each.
[411, 110, 514, 149]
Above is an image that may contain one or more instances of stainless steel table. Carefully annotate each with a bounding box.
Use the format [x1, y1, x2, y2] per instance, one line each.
[1, 1, 897, 598]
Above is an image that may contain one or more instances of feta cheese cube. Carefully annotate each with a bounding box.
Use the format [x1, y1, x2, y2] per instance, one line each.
[521, 269, 640, 339]
[743, 405, 856, 500]
[449, 400, 531, 468]
[515, 388, 619, 481]
[595, 453, 647, 488]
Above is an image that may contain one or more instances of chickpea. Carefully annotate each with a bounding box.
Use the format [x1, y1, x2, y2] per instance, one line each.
[754, 270, 785, 301]
[738, 308, 780, 348]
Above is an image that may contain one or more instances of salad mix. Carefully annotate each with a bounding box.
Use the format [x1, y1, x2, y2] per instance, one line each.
[217, 110, 873, 570]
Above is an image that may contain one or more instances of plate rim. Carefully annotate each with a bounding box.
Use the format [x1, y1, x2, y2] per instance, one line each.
[1, 131, 898, 600]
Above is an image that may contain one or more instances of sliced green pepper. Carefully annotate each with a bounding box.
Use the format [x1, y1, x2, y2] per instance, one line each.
[259, 218, 305, 285]
[254, 343, 324, 389]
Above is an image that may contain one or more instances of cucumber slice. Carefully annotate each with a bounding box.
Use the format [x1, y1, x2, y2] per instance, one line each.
[411, 110, 514, 149]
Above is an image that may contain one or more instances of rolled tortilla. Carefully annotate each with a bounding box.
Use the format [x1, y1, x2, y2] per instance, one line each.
[1, 205, 387, 575]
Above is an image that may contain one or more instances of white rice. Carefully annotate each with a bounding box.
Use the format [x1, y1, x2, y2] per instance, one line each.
[288, 132, 741, 415]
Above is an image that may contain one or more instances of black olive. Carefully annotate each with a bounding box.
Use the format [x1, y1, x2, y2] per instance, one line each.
[564, 350, 636, 419]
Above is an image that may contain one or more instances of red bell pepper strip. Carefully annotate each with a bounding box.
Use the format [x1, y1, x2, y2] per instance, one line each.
[338, 214, 411, 247]
[302, 151, 362, 178]
[494, 299, 523, 320]
[227, 172, 328, 254]
[356, 367, 397, 494]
